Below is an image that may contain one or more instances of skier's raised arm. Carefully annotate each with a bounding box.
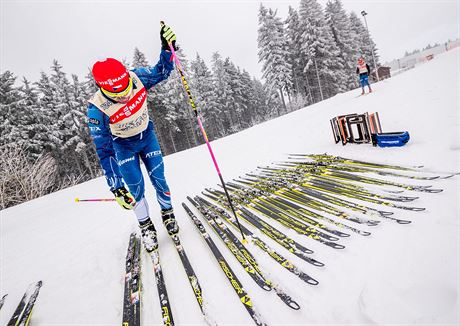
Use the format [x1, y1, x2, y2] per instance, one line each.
[133, 24, 178, 90]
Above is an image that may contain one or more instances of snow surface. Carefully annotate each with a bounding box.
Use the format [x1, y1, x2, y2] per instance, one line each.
[1, 48, 459, 325]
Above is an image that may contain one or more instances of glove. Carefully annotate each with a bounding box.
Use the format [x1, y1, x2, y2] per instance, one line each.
[160, 21, 177, 51]
[112, 186, 136, 210]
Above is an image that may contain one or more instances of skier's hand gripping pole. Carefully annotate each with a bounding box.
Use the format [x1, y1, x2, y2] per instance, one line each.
[75, 198, 116, 203]
[112, 186, 136, 210]
[161, 21, 247, 244]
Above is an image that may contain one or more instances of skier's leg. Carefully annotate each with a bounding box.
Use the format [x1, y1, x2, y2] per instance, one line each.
[364, 76, 372, 92]
[140, 130, 179, 235]
[135, 198, 158, 252]
[140, 133, 172, 211]
[114, 142, 157, 251]
[113, 143, 145, 202]
[360, 76, 366, 94]
[133, 196, 149, 223]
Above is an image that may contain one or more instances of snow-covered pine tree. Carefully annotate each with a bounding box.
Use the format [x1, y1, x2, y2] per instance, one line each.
[223, 58, 247, 132]
[210, 52, 233, 134]
[298, 0, 342, 101]
[84, 69, 98, 95]
[190, 53, 221, 141]
[69, 74, 99, 178]
[35, 71, 62, 153]
[325, 0, 358, 90]
[16, 78, 49, 158]
[239, 69, 258, 126]
[132, 47, 150, 68]
[349, 11, 380, 70]
[285, 6, 306, 100]
[257, 4, 292, 113]
[250, 78, 269, 123]
[0, 71, 23, 150]
[149, 48, 197, 153]
[49, 60, 88, 179]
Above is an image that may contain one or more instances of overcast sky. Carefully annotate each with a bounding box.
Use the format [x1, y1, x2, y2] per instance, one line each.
[1, 0, 459, 84]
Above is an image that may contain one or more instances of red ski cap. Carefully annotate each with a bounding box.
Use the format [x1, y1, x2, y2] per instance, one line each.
[92, 58, 130, 93]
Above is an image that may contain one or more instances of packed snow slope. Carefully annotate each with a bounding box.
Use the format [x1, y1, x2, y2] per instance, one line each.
[1, 48, 459, 325]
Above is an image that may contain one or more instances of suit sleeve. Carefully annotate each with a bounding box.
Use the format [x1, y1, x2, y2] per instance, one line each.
[87, 103, 124, 191]
[133, 50, 174, 90]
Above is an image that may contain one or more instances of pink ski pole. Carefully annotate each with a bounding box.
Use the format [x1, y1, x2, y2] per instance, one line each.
[162, 21, 246, 243]
[75, 198, 115, 203]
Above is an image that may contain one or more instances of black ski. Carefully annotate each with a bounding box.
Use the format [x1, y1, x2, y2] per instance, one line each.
[183, 203, 266, 326]
[131, 236, 141, 326]
[122, 232, 136, 326]
[149, 249, 174, 326]
[0, 294, 7, 311]
[194, 195, 319, 286]
[203, 192, 324, 267]
[7, 280, 43, 326]
[237, 177, 379, 226]
[206, 188, 345, 249]
[188, 196, 300, 310]
[170, 234, 216, 324]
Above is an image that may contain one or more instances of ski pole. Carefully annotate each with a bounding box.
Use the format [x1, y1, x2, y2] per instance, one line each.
[161, 21, 247, 243]
[75, 198, 116, 203]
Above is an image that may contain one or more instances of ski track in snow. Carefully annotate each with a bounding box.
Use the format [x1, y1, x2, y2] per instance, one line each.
[1, 48, 459, 325]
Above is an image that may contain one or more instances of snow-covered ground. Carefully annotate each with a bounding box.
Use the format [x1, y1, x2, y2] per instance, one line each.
[1, 48, 459, 325]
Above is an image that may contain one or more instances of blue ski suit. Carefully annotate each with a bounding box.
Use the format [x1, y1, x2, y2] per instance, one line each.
[87, 50, 174, 212]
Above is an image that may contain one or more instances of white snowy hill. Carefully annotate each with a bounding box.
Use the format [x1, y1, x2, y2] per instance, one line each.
[1, 47, 459, 325]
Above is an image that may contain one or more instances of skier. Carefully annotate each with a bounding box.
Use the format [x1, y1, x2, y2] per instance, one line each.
[356, 57, 372, 95]
[87, 24, 179, 252]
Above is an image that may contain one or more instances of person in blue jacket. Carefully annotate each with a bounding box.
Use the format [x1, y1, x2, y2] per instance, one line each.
[87, 24, 178, 252]
[356, 56, 373, 95]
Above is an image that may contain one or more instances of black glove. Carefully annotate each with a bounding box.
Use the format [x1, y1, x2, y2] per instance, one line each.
[112, 186, 135, 210]
[160, 21, 178, 51]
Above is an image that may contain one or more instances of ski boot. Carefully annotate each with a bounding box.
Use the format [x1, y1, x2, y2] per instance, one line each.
[139, 219, 158, 252]
[161, 209, 179, 236]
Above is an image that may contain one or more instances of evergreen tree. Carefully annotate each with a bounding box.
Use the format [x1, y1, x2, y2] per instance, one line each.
[84, 69, 98, 95]
[210, 52, 233, 134]
[17, 78, 48, 157]
[190, 53, 220, 140]
[0, 71, 22, 150]
[35, 71, 62, 152]
[298, 0, 342, 101]
[325, 0, 358, 90]
[258, 4, 292, 112]
[132, 47, 149, 68]
[285, 6, 306, 99]
[47, 60, 88, 179]
[239, 70, 258, 125]
[148, 49, 197, 153]
[69, 74, 99, 178]
[349, 11, 380, 70]
[223, 58, 247, 132]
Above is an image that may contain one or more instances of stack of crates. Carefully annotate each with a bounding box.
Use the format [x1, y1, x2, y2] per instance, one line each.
[330, 112, 409, 147]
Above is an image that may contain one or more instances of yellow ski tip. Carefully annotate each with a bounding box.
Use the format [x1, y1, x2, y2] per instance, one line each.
[74, 198, 80, 202]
